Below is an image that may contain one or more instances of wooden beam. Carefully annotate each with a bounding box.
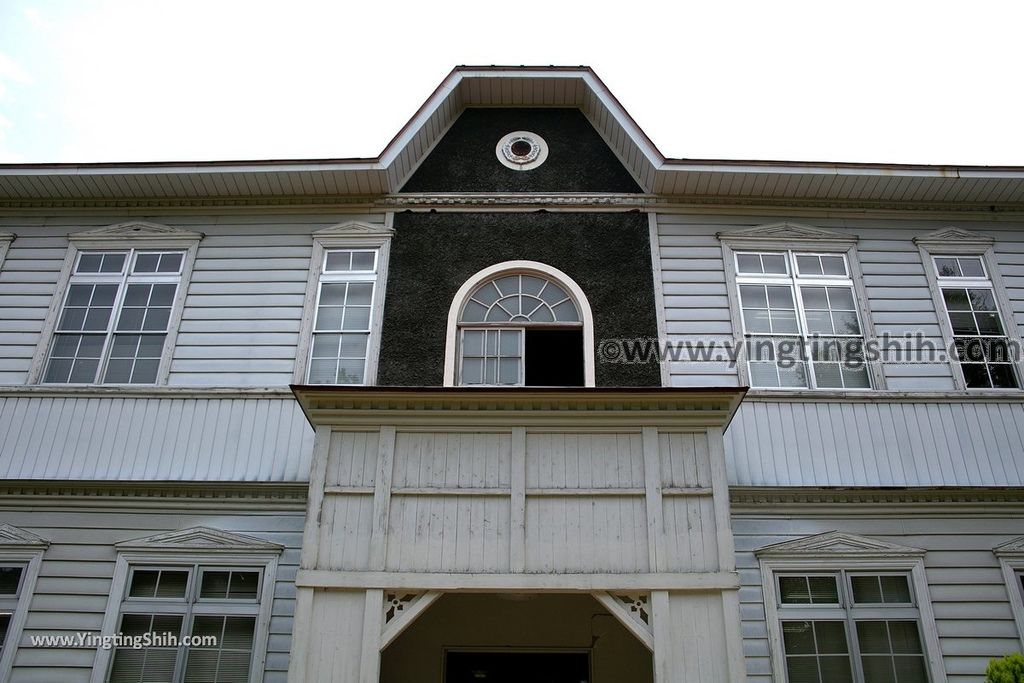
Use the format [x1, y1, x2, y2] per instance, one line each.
[592, 591, 654, 651]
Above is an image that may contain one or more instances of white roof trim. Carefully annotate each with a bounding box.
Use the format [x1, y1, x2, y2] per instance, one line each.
[755, 531, 925, 558]
[116, 526, 283, 553]
[0, 524, 49, 549]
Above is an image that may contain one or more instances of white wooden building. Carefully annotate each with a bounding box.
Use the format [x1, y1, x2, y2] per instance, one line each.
[0, 66, 1022, 683]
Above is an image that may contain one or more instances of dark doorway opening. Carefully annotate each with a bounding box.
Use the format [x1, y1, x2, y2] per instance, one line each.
[525, 329, 584, 386]
[445, 651, 590, 683]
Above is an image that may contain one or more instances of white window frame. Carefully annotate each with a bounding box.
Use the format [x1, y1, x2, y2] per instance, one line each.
[719, 228, 883, 392]
[294, 220, 393, 385]
[994, 537, 1024, 652]
[92, 551, 279, 683]
[729, 248, 876, 390]
[443, 260, 596, 387]
[28, 224, 200, 386]
[758, 534, 946, 683]
[0, 525, 48, 683]
[918, 243, 1022, 391]
[0, 232, 12, 272]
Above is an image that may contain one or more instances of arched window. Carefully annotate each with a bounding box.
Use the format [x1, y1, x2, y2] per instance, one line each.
[444, 261, 595, 387]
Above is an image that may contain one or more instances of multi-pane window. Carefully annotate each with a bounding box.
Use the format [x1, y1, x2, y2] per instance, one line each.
[0, 566, 25, 653]
[107, 565, 262, 683]
[43, 250, 184, 384]
[735, 251, 870, 389]
[776, 571, 929, 683]
[308, 249, 377, 385]
[456, 272, 583, 386]
[933, 255, 1019, 389]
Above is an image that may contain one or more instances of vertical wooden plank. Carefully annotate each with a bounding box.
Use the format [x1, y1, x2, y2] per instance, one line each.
[286, 587, 314, 683]
[706, 426, 736, 572]
[299, 426, 331, 570]
[651, 589, 672, 683]
[642, 427, 665, 573]
[360, 589, 384, 683]
[368, 426, 396, 570]
[510, 427, 526, 572]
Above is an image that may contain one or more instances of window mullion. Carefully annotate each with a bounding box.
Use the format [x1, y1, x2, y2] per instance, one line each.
[94, 256, 133, 384]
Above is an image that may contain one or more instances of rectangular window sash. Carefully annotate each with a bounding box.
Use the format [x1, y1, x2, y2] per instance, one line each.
[934, 257, 1020, 389]
[736, 250, 869, 390]
[44, 249, 184, 385]
[307, 249, 379, 385]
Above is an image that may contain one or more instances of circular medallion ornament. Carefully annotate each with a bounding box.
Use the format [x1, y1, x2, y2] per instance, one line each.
[496, 131, 548, 171]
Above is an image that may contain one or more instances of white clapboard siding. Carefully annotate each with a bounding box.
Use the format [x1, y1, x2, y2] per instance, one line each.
[0, 213, 386, 387]
[724, 398, 1024, 487]
[653, 214, 1024, 391]
[732, 513, 1024, 683]
[0, 395, 313, 481]
[0, 505, 304, 683]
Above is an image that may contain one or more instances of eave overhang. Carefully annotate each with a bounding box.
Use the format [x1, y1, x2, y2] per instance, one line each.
[290, 386, 747, 430]
[2, 66, 1023, 210]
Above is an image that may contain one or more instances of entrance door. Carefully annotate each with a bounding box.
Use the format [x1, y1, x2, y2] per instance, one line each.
[445, 651, 590, 683]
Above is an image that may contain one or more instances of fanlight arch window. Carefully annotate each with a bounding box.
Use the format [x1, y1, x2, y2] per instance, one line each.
[446, 262, 594, 387]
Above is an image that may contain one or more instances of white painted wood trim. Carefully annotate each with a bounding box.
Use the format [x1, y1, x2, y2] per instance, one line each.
[592, 591, 654, 651]
[368, 426, 396, 570]
[292, 225, 393, 385]
[442, 260, 596, 387]
[286, 587, 314, 683]
[917, 244, 968, 389]
[720, 588, 747, 683]
[0, 232, 11, 273]
[759, 553, 947, 683]
[707, 426, 736, 572]
[360, 589, 384, 683]
[994, 544, 1024, 651]
[641, 427, 665, 572]
[27, 243, 80, 384]
[647, 213, 671, 386]
[510, 427, 527, 572]
[157, 240, 199, 385]
[719, 242, 750, 386]
[650, 590, 672, 683]
[845, 243, 887, 390]
[296, 569, 740, 592]
[0, 548, 46, 683]
[299, 425, 331, 570]
[379, 590, 443, 650]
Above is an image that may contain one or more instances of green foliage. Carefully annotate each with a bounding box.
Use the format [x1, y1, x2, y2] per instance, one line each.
[986, 654, 1024, 683]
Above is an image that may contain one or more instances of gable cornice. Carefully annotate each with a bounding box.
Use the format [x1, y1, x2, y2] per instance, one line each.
[314, 220, 393, 237]
[755, 530, 925, 559]
[717, 221, 857, 244]
[913, 226, 994, 247]
[69, 220, 204, 242]
[116, 526, 283, 554]
[0, 524, 50, 549]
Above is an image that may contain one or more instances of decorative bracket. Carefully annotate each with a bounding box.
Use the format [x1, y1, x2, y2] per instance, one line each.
[593, 591, 654, 651]
[379, 590, 443, 650]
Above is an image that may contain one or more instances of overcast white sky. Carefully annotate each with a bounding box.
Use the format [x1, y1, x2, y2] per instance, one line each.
[0, 0, 1021, 166]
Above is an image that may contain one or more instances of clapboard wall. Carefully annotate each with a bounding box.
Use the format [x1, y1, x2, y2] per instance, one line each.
[654, 213, 1024, 390]
[0, 213, 387, 386]
[731, 505, 1024, 683]
[0, 492, 306, 683]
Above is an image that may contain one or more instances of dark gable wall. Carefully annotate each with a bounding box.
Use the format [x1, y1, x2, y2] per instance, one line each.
[400, 108, 642, 193]
[377, 211, 662, 387]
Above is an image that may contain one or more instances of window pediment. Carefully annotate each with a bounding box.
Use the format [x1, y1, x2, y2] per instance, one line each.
[913, 226, 994, 247]
[116, 526, 283, 554]
[0, 524, 49, 549]
[70, 221, 204, 242]
[718, 221, 856, 245]
[313, 220, 394, 238]
[756, 531, 924, 558]
[994, 536, 1024, 558]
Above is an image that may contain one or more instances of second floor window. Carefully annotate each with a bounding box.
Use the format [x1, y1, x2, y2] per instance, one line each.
[43, 250, 184, 384]
[735, 251, 870, 390]
[307, 248, 378, 385]
[933, 255, 1019, 389]
[0, 565, 25, 654]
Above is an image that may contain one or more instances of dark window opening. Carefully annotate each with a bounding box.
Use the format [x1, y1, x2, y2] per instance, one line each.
[445, 651, 590, 683]
[525, 329, 584, 387]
